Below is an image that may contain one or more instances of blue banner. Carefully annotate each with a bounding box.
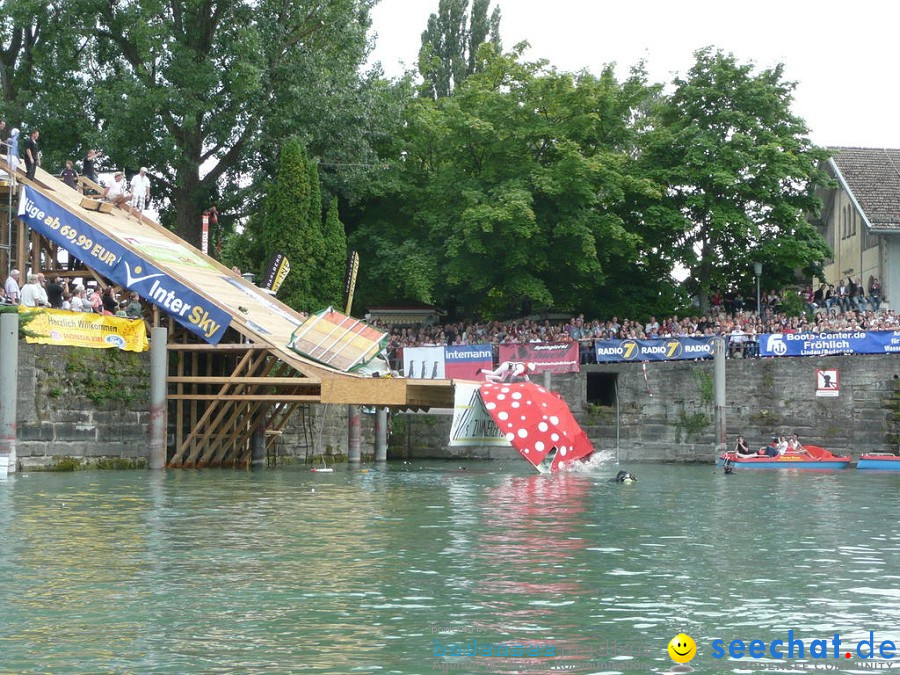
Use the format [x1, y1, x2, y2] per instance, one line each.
[19, 187, 231, 344]
[594, 337, 718, 363]
[759, 331, 900, 357]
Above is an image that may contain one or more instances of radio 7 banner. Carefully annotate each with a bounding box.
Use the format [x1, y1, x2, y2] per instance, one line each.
[594, 337, 717, 363]
[498, 342, 579, 373]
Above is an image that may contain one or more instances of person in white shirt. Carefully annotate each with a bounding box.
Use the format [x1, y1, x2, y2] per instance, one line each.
[775, 435, 789, 455]
[19, 274, 47, 307]
[478, 361, 535, 383]
[130, 166, 151, 213]
[35, 273, 49, 307]
[102, 171, 130, 207]
[786, 433, 812, 456]
[70, 285, 86, 312]
[4, 268, 20, 304]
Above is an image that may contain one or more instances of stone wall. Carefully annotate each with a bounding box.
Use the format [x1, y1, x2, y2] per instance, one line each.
[390, 355, 900, 462]
[11, 343, 900, 467]
[16, 343, 151, 469]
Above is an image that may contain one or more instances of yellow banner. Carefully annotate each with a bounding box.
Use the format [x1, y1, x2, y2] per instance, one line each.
[21, 307, 149, 352]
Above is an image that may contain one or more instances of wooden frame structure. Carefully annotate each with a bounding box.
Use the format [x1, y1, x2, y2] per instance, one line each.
[1, 169, 456, 468]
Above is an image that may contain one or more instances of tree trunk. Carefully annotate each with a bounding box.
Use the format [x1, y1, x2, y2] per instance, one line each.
[173, 131, 205, 248]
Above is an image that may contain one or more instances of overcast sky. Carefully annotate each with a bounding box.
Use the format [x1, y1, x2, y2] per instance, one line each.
[368, 0, 898, 149]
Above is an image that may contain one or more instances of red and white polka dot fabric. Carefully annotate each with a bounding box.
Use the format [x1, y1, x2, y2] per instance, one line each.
[479, 382, 595, 472]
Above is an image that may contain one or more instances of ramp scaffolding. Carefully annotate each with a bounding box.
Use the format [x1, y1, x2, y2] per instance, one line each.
[2, 164, 454, 467]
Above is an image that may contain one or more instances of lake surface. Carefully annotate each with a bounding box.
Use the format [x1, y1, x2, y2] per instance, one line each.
[2, 458, 900, 673]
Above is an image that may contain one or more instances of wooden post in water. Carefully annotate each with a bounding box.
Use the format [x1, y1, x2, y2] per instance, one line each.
[0, 312, 18, 474]
[714, 337, 727, 458]
[149, 326, 168, 469]
[348, 405, 361, 463]
[374, 408, 387, 461]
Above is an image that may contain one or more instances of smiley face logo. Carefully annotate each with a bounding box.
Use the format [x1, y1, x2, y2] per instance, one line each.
[668, 633, 696, 663]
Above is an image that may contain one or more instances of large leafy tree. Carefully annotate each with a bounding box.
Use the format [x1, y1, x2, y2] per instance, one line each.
[641, 48, 831, 310]
[85, 0, 375, 246]
[418, 0, 501, 100]
[351, 46, 669, 319]
[0, 1, 95, 166]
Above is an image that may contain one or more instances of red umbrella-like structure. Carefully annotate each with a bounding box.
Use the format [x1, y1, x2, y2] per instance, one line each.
[478, 382, 595, 473]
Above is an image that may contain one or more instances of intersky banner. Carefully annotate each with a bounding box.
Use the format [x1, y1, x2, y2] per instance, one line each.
[444, 344, 493, 380]
[759, 331, 900, 357]
[18, 186, 231, 344]
[594, 337, 717, 363]
[498, 342, 579, 373]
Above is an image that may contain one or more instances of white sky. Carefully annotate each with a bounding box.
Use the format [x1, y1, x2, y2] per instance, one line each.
[368, 0, 899, 149]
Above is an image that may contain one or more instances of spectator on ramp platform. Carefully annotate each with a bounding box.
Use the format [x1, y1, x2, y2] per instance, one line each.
[23, 129, 39, 181]
[130, 167, 151, 214]
[60, 160, 78, 189]
[102, 171, 131, 208]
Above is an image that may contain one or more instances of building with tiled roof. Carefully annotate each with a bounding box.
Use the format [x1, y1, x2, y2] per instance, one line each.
[813, 147, 900, 306]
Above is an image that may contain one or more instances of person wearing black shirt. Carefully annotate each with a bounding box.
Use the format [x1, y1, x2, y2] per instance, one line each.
[46, 276, 65, 309]
[23, 129, 39, 180]
[60, 160, 78, 189]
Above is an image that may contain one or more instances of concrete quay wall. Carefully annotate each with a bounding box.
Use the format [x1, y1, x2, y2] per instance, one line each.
[391, 355, 900, 462]
[10, 343, 899, 467]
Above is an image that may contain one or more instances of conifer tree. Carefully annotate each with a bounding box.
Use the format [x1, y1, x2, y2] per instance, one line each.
[261, 138, 325, 311]
[320, 197, 349, 309]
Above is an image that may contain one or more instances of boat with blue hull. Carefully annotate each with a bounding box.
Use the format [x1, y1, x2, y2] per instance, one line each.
[718, 445, 850, 470]
[856, 454, 900, 470]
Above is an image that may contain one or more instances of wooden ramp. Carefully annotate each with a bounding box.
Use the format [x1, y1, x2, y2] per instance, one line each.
[10, 166, 454, 466]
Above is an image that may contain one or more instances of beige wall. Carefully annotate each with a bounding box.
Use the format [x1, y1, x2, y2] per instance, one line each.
[820, 186, 882, 290]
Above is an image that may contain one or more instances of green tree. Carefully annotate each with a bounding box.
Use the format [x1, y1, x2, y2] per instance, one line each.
[641, 48, 831, 310]
[351, 46, 667, 319]
[0, 1, 95, 166]
[418, 0, 501, 100]
[261, 138, 324, 311]
[85, 0, 375, 246]
[320, 197, 348, 309]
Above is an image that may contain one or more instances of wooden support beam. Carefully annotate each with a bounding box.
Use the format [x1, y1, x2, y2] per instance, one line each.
[183, 351, 276, 466]
[168, 394, 319, 401]
[166, 343, 272, 351]
[166, 376, 315, 386]
[170, 349, 256, 465]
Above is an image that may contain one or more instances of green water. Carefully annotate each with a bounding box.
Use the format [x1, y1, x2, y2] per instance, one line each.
[2, 460, 900, 674]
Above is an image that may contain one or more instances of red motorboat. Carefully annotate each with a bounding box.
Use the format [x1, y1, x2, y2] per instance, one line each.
[719, 444, 850, 470]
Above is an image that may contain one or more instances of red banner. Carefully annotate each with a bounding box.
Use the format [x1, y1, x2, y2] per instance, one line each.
[498, 342, 580, 374]
[444, 344, 493, 380]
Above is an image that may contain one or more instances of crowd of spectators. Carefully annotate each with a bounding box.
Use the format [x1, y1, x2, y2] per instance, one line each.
[2, 268, 143, 319]
[374, 295, 898, 364]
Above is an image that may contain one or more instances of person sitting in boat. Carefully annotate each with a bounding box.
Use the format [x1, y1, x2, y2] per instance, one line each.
[786, 433, 812, 456]
[761, 437, 780, 457]
[733, 435, 756, 458]
[478, 361, 536, 383]
[775, 435, 789, 455]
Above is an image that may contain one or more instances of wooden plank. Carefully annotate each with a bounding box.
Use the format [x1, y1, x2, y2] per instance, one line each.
[184, 351, 276, 465]
[168, 394, 320, 401]
[166, 343, 272, 351]
[171, 349, 255, 465]
[79, 197, 114, 214]
[166, 376, 316, 386]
